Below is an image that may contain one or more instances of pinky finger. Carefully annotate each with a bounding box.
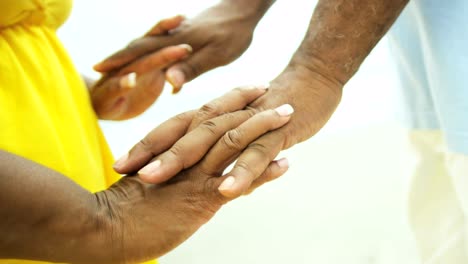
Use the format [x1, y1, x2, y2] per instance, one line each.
[236, 158, 290, 197]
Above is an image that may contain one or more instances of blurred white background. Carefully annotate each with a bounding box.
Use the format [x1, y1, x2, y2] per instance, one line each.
[59, 0, 420, 263]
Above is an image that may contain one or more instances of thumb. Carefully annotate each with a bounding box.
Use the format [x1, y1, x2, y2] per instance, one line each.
[166, 47, 220, 93]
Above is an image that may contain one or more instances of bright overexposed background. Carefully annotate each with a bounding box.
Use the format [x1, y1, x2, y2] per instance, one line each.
[59, 0, 420, 263]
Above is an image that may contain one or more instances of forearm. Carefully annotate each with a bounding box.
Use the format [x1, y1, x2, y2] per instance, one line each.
[289, 0, 409, 85]
[0, 150, 110, 263]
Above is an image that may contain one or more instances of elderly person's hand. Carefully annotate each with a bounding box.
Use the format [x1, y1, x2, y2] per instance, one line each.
[90, 43, 191, 120]
[94, 0, 274, 93]
[0, 87, 292, 263]
[113, 63, 342, 198]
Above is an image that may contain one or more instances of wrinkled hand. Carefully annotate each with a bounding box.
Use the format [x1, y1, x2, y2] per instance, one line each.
[114, 64, 342, 198]
[95, 88, 291, 263]
[94, 3, 259, 93]
[91, 44, 191, 120]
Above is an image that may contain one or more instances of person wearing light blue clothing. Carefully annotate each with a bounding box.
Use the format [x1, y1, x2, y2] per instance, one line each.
[389, 1, 468, 262]
[97, 0, 468, 262]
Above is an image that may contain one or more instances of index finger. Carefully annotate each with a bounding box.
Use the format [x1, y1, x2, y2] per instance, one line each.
[114, 86, 267, 175]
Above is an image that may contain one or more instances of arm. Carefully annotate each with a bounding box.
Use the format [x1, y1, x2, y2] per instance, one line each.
[114, 0, 409, 197]
[94, 0, 276, 92]
[289, 0, 408, 84]
[0, 88, 290, 263]
[218, 0, 410, 196]
[0, 150, 107, 262]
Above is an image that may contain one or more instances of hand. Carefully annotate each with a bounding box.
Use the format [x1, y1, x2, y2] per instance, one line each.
[94, 3, 261, 93]
[90, 44, 192, 120]
[114, 64, 342, 198]
[96, 95, 291, 263]
[113, 86, 272, 180]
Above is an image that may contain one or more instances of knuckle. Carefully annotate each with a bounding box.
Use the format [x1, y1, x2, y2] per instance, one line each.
[200, 120, 219, 136]
[247, 142, 271, 159]
[173, 111, 192, 123]
[234, 161, 255, 179]
[168, 144, 186, 167]
[138, 137, 155, 153]
[222, 129, 245, 151]
[198, 102, 221, 118]
[245, 105, 263, 115]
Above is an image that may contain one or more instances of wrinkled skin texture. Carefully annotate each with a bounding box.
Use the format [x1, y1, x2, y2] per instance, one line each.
[0, 88, 290, 263]
[94, 2, 271, 92]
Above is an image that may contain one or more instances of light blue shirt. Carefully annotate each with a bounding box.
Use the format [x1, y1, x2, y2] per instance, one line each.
[388, 0, 468, 154]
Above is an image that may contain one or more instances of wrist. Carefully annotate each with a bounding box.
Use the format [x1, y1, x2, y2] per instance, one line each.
[218, 0, 275, 26]
[286, 52, 345, 94]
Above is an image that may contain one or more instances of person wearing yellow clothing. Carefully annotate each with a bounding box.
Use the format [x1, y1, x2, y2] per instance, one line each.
[0, 0, 291, 263]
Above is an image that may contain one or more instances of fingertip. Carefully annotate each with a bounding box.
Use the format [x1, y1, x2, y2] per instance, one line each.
[137, 160, 162, 181]
[113, 153, 129, 173]
[120, 72, 137, 90]
[138, 172, 160, 184]
[178, 44, 193, 53]
[218, 176, 248, 199]
[93, 63, 105, 72]
[276, 157, 290, 170]
[167, 69, 185, 90]
[274, 104, 294, 117]
[218, 176, 239, 198]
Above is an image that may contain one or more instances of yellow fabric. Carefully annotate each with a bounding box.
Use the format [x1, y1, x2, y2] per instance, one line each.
[0, 0, 155, 263]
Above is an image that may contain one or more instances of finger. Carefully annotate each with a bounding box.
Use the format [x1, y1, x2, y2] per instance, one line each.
[199, 104, 293, 174]
[116, 69, 166, 120]
[217, 105, 294, 198]
[94, 35, 184, 73]
[244, 158, 289, 195]
[113, 110, 196, 174]
[138, 110, 253, 183]
[145, 15, 186, 36]
[118, 44, 192, 76]
[118, 86, 267, 178]
[91, 73, 136, 119]
[203, 158, 289, 206]
[188, 85, 268, 131]
[166, 46, 222, 93]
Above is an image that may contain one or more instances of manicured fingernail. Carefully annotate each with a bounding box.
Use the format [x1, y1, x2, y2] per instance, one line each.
[120, 72, 137, 89]
[167, 69, 185, 89]
[218, 176, 236, 192]
[138, 160, 162, 177]
[113, 153, 129, 170]
[179, 44, 193, 53]
[275, 104, 294, 116]
[277, 158, 290, 169]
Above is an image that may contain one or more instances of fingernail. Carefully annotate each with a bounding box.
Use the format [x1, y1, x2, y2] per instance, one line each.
[120, 72, 137, 89]
[113, 153, 129, 170]
[178, 44, 193, 53]
[167, 69, 185, 89]
[218, 176, 236, 192]
[277, 158, 290, 169]
[274, 104, 294, 116]
[138, 160, 162, 177]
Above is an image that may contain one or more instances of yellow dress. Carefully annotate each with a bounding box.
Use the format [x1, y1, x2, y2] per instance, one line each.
[0, 0, 154, 263]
